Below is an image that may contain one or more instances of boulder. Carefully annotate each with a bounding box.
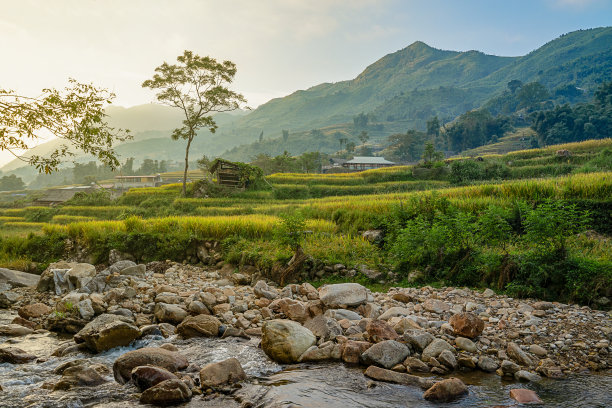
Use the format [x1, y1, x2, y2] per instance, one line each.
[529, 344, 547, 357]
[53, 365, 107, 390]
[299, 343, 341, 362]
[253, 280, 278, 300]
[120, 264, 146, 277]
[324, 309, 362, 321]
[366, 319, 398, 342]
[423, 378, 468, 402]
[140, 379, 192, 406]
[361, 340, 410, 369]
[77, 298, 95, 320]
[400, 329, 434, 352]
[514, 370, 542, 382]
[154, 303, 188, 324]
[455, 337, 477, 352]
[36, 262, 96, 294]
[113, 347, 189, 384]
[0, 346, 36, 364]
[261, 319, 316, 363]
[0, 268, 39, 287]
[477, 355, 498, 372]
[0, 290, 19, 308]
[108, 260, 137, 274]
[507, 342, 533, 366]
[404, 357, 429, 372]
[422, 338, 455, 362]
[131, 366, 178, 391]
[422, 299, 450, 314]
[199, 358, 246, 388]
[318, 283, 371, 307]
[509, 388, 543, 404]
[304, 315, 342, 342]
[177, 315, 221, 338]
[0, 324, 33, 336]
[341, 340, 371, 364]
[364, 365, 434, 390]
[74, 313, 140, 352]
[379, 307, 411, 320]
[501, 359, 521, 375]
[449, 313, 484, 338]
[18, 303, 52, 319]
[438, 350, 457, 370]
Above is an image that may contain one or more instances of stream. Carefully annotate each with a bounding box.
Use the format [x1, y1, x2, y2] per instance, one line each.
[1, 310, 611, 408]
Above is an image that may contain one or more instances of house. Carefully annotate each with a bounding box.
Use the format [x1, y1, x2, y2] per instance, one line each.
[343, 156, 395, 171]
[113, 174, 163, 188]
[34, 185, 99, 206]
[209, 159, 244, 188]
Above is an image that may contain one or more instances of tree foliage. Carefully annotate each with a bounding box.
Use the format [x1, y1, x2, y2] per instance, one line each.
[142, 50, 246, 195]
[0, 79, 130, 173]
[0, 174, 25, 191]
[532, 81, 612, 146]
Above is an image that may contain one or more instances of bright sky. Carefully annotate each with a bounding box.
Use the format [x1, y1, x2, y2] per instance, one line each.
[1, 0, 611, 167]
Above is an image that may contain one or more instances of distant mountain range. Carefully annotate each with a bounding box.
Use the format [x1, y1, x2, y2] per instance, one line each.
[3, 26, 611, 181]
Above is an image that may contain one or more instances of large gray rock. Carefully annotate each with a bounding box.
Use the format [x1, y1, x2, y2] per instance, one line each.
[154, 303, 188, 324]
[422, 338, 455, 362]
[507, 342, 533, 367]
[36, 262, 96, 294]
[364, 365, 434, 389]
[176, 315, 220, 338]
[53, 365, 107, 390]
[261, 319, 316, 363]
[318, 283, 372, 307]
[199, 358, 246, 388]
[400, 329, 435, 352]
[108, 260, 137, 274]
[304, 315, 342, 342]
[423, 378, 468, 402]
[0, 346, 36, 363]
[113, 347, 189, 384]
[74, 313, 140, 352]
[0, 290, 19, 308]
[140, 379, 192, 406]
[0, 268, 39, 287]
[361, 340, 410, 369]
[253, 280, 278, 300]
[131, 366, 178, 391]
[379, 307, 411, 321]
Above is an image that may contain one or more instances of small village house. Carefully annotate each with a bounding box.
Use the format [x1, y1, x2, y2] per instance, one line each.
[343, 156, 395, 171]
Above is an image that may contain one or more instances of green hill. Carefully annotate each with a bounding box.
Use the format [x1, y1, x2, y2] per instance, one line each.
[2, 27, 611, 177]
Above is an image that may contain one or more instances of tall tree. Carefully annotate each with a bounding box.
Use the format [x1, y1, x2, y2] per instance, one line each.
[359, 131, 369, 145]
[0, 79, 130, 174]
[426, 116, 440, 137]
[142, 50, 246, 195]
[0, 174, 25, 191]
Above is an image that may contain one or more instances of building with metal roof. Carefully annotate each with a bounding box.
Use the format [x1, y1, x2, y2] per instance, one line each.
[343, 156, 395, 171]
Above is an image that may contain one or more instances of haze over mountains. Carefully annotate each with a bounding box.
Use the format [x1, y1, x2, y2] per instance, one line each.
[2, 26, 611, 182]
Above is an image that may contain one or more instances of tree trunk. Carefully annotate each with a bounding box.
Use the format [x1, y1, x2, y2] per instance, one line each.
[182, 135, 193, 196]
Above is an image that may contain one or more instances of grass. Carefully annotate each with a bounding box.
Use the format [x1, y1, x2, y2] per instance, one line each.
[0, 139, 610, 305]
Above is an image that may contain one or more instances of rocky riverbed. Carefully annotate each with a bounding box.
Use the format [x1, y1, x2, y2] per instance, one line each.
[1, 260, 611, 407]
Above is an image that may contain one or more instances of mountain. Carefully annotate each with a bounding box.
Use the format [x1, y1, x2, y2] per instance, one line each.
[2, 27, 611, 178]
[217, 27, 612, 160]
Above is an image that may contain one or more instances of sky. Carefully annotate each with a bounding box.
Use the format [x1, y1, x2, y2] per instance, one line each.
[1, 0, 611, 166]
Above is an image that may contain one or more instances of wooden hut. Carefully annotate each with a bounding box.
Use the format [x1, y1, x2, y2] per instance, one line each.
[209, 159, 244, 188]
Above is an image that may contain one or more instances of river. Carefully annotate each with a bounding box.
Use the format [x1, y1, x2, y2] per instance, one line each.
[1, 310, 611, 408]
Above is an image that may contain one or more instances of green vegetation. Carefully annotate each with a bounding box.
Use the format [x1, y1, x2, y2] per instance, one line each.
[0, 139, 610, 306]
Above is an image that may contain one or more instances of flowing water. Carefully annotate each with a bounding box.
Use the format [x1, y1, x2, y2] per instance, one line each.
[1, 310, 611, 408]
